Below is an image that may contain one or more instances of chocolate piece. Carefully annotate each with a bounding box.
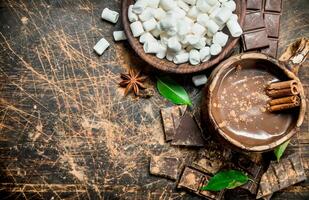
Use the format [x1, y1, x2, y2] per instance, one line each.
[256, 153, 306, 199]
[264, 13, 281, 38]
[177, 166, 205, 192]
[160, 106, 186, 141]
[265, 0, 282, 13]
[149, 156, 182, 180]
[242, 29, 269, 51]
[192, 141, 231, 174]
[261, 38, 278, 58]
[171, 112, 205, 147]
[243, 12, 265, 32]
[247, 0, 263, 10]
[199, 177, 225, 200]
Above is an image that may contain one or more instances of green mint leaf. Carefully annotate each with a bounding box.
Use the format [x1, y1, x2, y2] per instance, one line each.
[156, 76, 192, 106]
[201, 170, 249, 191]
[274, 140, 290, 162]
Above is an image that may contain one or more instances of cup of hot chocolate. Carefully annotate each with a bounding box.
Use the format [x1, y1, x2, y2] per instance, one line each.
[202, 38, 308, 151]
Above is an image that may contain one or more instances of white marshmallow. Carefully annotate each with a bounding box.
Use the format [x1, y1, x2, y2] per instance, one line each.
[223, 0, 236, 11]
[113, 31, 127, 41]
[128, 5, 139, 22]
[186, 34, 200, 45]
[196, 0, 211, 12]
[192, 74, 208, 86]
[139, 7, 154, 22]
[213, 31, 228, 47]
[130, 21, 145, 37]
[93, 38, 110, 55]
[168, 36, 182, 52]
[229, 14, 238, 21]
[189, 49, 201, 65]
[173, 52, 189, 64]
[132, 0, 147, 14]
[144, 40, 160, 53]
[148, 0, 160, 8]
[207, 1, 220, 14]
[197, 13, 210, 27]
[160, 32, 170, 45]
[101, 8, 119, 24]
[227, 18, 243, 37]
[218, 0, 228, 2]
[192, 37, 206, 49]
[209, 7, 221, 19]
[143, 18, 157, 31]
[187, 6, 200, 19]
[215, 7, 233, 24]
[169, 7, 186, 19]
[177, 0, 190, 11]
[156, 41, 168, 58]
[166, 50, 176, 61]
[153, 8, 166, 20]
[184, 16, 195, 26]
[160, 0, 177, 11]
[183, 0, 197, 5]
[139, 32, 156, 44]
[150, 24, 162, 37]
[160, 17, 177, 36]
[205, 19, 219, 35]
[177, 20, 192, 36]
[199, 46, 211, 62]
[210, 43, 222, 55]
[192, 23, 207, 36]
[207, 0, 219, 6]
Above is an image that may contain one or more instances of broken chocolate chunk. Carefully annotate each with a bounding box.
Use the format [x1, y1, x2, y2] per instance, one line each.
[192, 141, 232, 174]
[256, 153, 306, 199]
[149, 155, 182, 180]
[243, 12, 265, 32]
[246, 0, 263, 10]
[171, 112, 205, 147]
[264, 13, 281, 38]
[261, 38, 279, 58]
[242, 29, 269, 51]
[160, 105, 186, 141]
[265, 0, 282, 13]
[177, 166, 205, 192]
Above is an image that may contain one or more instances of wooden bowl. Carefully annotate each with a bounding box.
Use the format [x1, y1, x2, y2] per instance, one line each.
[122, 0, 246, 74]
[202, 53, 306, 152]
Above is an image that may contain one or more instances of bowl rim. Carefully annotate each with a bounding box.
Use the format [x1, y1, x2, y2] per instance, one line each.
[205, 52, 306, 151]
[121, 0, 247, 74]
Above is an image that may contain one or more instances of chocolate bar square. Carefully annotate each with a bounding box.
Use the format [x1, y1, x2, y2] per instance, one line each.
[264, 13, 281, 38]
[243, 12, 265, 32]
[247, 0, 263, 10]
[261, 38, 278, 58]
[177, 167, 205, 192]
[265, 0, 282, 13]
[242, 29, 269, 51]
[149, 156, 182, 180]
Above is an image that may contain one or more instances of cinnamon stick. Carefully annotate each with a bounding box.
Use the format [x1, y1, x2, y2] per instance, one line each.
[266, 85, 299, 98]
[267, 80, 298, 90]
[269, 96, 300, 106]
[268, 101, 300, 112]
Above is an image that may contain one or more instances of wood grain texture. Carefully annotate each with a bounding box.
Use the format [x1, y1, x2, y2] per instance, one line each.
[0, 0, 308, 199]
[122, 0, 246, 74]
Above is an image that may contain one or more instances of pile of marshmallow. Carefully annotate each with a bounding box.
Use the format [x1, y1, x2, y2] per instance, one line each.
[128, 0, 243, 65]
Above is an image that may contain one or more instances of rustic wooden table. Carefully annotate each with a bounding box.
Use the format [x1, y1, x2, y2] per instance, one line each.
[0, 0, 308, 199]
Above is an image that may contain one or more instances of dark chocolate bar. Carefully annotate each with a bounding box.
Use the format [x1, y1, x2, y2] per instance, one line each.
[177, 166, 205, 192]
[265, 0, 282, 13]
[256, 153, 306, 199]
[242, 29, 269, 51]
[171, 112, 205, 147]
[261, 38, 279, 58]
[243, 11, 265, 32]
[247, 0, 263, 10]
[149, 155, 182, 180]
[264, 13, 281, 38]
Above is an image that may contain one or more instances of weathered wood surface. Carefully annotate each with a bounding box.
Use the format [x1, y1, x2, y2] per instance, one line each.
[0, 0, 308, 199]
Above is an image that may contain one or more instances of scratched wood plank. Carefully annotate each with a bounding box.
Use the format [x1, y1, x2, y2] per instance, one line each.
[0, 0, 308, 200]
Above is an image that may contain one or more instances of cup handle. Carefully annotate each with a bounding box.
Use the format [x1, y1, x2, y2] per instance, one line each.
[279, 38, 309, 76]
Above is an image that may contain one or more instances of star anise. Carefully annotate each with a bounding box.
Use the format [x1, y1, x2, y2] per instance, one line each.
[119, 69, 147, 96]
